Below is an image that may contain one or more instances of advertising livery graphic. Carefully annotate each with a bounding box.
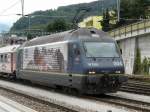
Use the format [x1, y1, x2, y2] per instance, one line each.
[0, 54, 12, 73]
[23, 44, 67, 72]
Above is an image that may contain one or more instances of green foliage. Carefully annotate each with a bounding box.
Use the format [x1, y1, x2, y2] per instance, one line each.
[10, 0, 117, 32]
[52, 19, 67, 32]
[27, 33, 35, 40]
[46, 22, 53, 32]
[101, 8, 111, 32]
[46, 19, 71, 32]
[133, 47, 142, 75]
[9, 0, 150, 32]
[115, 0, 150, 27]
[142, 57, 150, 75]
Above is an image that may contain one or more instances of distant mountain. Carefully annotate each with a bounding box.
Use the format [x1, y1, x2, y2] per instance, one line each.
[11, 0, 116, 31]
[0, 23, 10, 33]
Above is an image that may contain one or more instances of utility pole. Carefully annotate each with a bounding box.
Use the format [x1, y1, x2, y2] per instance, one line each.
[117, 0, 120, 22]
[101, 0, 104, 14]
[21, 0, 24, 17]
[28, 15, 31, 34]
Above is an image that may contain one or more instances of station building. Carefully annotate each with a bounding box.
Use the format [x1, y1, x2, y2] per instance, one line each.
[78, 16, 103, 29]
[0, 34, 27, 46]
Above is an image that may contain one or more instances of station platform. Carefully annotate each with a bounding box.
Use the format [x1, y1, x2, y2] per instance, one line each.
[0, 95, 37, 112]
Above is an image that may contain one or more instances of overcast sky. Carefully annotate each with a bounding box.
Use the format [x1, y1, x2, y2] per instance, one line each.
[0, 0, 96, 26]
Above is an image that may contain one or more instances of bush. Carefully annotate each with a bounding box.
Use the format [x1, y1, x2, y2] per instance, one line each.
[142, 57, 149, 75]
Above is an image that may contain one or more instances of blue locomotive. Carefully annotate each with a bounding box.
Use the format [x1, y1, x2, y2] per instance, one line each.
[0, 28, 127, 94]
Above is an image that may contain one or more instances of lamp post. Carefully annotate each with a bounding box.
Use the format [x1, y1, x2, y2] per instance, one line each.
[27, 15, 31, 34]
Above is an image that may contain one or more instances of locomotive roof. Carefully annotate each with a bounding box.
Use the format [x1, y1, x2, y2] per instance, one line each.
[0, 45, 20, 54]
[23, 28, 114, 47]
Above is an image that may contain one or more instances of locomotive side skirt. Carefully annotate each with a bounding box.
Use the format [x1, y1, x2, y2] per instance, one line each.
[19, 70, 127, 94]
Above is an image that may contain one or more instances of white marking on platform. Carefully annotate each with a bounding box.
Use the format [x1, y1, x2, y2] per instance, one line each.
[109, 91, 150, 103]
[0, 101, 20, 112]
[0, 95, 37, 112]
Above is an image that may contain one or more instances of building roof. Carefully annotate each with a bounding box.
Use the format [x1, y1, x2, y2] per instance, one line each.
[0, 45, 20, 54]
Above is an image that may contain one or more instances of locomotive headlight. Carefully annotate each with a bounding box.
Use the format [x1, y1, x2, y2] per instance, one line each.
[89, 71, 92, 74]
[89, 71, 96, 74]
[92, 71, 96, 74]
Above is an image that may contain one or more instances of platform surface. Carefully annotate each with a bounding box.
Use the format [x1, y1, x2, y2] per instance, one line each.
[0, 95, 37, 112]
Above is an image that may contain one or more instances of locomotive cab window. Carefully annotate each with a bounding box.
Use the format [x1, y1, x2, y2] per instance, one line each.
[83, 42, 119, 58]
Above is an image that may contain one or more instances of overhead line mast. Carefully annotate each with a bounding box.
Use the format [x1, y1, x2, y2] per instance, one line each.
[21, 0, 24, 17]
[117, 0, 120, 22]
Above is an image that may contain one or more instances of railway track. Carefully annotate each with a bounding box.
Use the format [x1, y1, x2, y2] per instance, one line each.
[0, 78, 78, 112]
[2, 89, 150, 112]
[92, 95, 150, 112]
[0, 87, 78, 112]
[0, 78, 150, 112]
[120, 80, 150, 95]
[0, 95, 38, 112]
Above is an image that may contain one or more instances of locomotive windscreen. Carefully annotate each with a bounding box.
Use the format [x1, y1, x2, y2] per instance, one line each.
[84, 42, 119, 58]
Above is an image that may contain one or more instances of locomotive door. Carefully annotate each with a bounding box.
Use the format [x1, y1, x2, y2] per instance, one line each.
[69, 43, 81, 73]
[68, 43, 74, 73]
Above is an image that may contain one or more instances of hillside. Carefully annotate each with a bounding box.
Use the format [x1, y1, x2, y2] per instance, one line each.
[10, 0, 116, 31]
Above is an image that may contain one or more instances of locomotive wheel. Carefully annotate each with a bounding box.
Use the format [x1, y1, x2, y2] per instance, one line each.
[7, 74, 16, 80]
[62, 86, 80, 96]
[62, 86, 68, 93]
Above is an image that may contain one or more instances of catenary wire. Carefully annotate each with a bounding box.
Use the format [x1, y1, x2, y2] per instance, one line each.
[0, 0, 20, 15]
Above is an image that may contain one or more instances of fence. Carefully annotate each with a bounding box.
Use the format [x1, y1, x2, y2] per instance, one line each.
[109, 20, 150, 38]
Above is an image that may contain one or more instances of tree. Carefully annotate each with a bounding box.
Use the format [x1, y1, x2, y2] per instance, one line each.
[46, 18, 70, 32]
[101, 8, 110, 32]
[133, 47, 142, 74]
[142, 57, 149, 75]
[53, 19, 68, 32]
[115, 0, 150, 27]
[27, 33, 35, 40]
[46, 22, 54, 32]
